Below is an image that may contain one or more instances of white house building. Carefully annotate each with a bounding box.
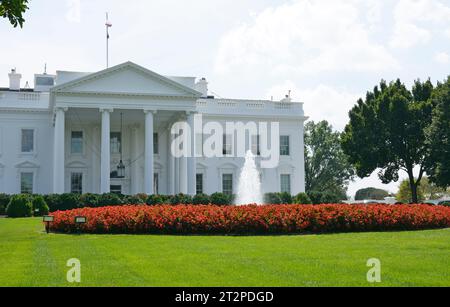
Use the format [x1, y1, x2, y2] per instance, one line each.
[0, 62, 307, 196]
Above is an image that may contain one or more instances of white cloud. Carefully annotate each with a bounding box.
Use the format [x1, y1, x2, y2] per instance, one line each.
[390, 0, 450, 49]
[266, 82, 359, 131]
[214, 0, 398, 77]
[434, 52, 450, 64]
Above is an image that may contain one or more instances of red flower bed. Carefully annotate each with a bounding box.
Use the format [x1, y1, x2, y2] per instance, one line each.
[48, 204, 450, 235]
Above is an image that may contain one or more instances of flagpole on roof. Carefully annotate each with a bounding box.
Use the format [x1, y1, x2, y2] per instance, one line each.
[105, 12, 112, 68]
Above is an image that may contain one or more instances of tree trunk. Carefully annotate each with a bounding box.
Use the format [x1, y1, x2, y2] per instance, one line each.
[407, 170, 418, 204]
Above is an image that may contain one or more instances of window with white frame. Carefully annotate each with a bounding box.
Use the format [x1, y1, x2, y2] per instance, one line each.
[71, 131, 83, 154]
[20, 172, 33, 194]
[110, 132, 121, 154]
[280, 174, 291, 194]
[71, 173, 83, 194]
[154, 173, 159, 195]
[222, 174, 233, 195]
[223, 134, 232, 156]
[280, 136, 290, 156]
[21, 129, 34, 153]
[251, 135, 260, 156]
[153, 133, 159, 155]
[196, 173, 203, 195]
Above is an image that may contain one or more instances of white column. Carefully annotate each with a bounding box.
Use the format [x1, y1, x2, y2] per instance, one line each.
[144, 110, 155, 195]
[100, 108, 113, 194]
[92, 126, 100, 194]
[53, 107, 67, 194]
[131, 124, 140, 195]
[168, 127, 175, 195]
[187, 113, 196, 195]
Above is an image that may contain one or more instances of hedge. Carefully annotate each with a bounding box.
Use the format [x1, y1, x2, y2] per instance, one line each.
[49, 204, 450, 235]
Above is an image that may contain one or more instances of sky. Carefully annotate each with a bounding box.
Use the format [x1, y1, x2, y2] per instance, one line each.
[1, 0, 449, 197]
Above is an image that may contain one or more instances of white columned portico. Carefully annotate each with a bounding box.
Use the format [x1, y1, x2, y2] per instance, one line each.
[187, 112, 196, 195]
[144, 110, 155, 195]
[53, 107, 67, 194]
[100, 108, 113, 194]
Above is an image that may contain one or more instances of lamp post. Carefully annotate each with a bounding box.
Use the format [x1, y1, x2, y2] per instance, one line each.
[117, 112, 126, 178]
[43, 215, 54, 234]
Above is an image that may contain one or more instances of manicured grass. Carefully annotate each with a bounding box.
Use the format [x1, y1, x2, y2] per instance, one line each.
[0, 217, 449, 287]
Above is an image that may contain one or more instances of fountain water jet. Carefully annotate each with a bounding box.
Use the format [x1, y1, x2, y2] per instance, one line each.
[236, 150, 263, 205]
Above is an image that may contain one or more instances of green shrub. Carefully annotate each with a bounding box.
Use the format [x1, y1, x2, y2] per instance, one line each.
[210, 193, 232, 206]
[307, 191, 343, 204]
[136, 193, 148, 203]
[43, 194, 61, 212]
[146, 194, 163, 206]
[98, 193, 123, 207]
[193, 194, 211, 205]
[6, 194, 33, 218]
[264, 193, 282, 204]
[159, 195, 172, 204]
[80, 193, 99, 208]
[0, 193, 10, 215]
[170, 194, 193, 205]
[124, 195, 145, 205]
[279, 192, 293, 204]
[58, 193, 81, 211]
[293, 193, 312, 204]
[32, 195, 49, 216]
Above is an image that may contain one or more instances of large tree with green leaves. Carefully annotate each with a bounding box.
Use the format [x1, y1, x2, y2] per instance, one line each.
[0, 0, 29, 28]
[425, 77, 450, 188]
[341, 79, 435, 203]
[305, 120, 354, 200]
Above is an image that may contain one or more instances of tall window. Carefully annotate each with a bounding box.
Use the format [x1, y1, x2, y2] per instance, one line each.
[196, 174, 204, 195]
[110, 185, 122, 195]
[222, 174, 233, 195]
[20, 172, 33, 194]
[110, 132, 121, 154]
[251, 135, 260, 156]
[223, 134, 232, 156]
[154, 173, 159, 195]
[280, 174, 291, 194]
[21, 129, 34, 153]
[71, 131, 83, 154]
[280, 136, 290, 156]
[153, 133, 159, 155]
[71, 173, 83, 194]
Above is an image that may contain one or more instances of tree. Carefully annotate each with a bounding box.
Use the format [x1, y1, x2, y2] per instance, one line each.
[396, 179, 425, 204]
[355, 188, 389, 201]
[341, 79, 435, 203]
[425, 77, 450, 188]
[0, 0, 29, 28]
[305, 120, 354, 199]
[417, 177, 449, 200]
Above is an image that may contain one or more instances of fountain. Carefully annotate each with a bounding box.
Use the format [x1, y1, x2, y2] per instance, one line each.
[236, 150, 263, 205]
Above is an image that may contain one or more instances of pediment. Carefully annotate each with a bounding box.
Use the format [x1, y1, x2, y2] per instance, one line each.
[15, 161, 40, 169]
[52, 62, 202, 98]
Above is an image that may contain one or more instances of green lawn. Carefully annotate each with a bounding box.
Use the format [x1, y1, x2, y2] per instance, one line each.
[0, 218, 449, 287]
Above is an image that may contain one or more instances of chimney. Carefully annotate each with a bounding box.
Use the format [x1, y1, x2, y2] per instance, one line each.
[8, 68, 22, 91]
[195, 77, 208, 97]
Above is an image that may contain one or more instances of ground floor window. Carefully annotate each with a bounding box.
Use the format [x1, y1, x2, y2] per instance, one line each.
[280, 174, 291, 194]
[110, 185, 122, 195]
[196, 174, 203, 194]
[71, 172, 83, 194]
[20, 172, 33, 194]
[222, 174, 233, 196]
[154, 173, 159, 195]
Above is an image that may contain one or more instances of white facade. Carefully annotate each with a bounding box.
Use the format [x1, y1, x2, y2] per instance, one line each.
[0, 62, 307, 196]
